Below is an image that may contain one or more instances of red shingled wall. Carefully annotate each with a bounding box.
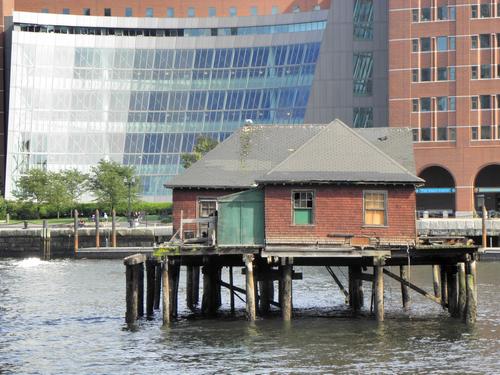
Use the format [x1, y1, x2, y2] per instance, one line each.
[264, 185, 416, 244]
[172, 188, 240, 235]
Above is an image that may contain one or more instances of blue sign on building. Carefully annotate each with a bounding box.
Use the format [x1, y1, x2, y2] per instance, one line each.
[416, 187, 456, 194]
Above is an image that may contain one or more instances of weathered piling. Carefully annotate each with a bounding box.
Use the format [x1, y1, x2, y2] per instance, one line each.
[124, 254, 146, 324]
[349, 266, 364, 312]
[137, 261, 144, 317]
[432, 265, 441, 299]
[186, 266, 195, 311]
[146, 259, 156, 316]
[168, 258, 180, 318]
[458, 263, 467, 318]
[154, 263, 162, 310]
[73, 209, 79, 254]
[482, 205, 487, 248]
[95, 209, 100, 248]
[465, 259, 477, 325]
[40, 220, 51, 260]
[440, 266, 448, 309]
[374, 259, 384, 322]
[229, 266, 235, 314]
[280, 258, 293, 321]
[111, 209, 117, 248]
[202, 261, 219, 316]
[400, 265, 410, 310]
[258, 263, 274, 315]
[447, 265, 459, 318]
[244, 255, 257, 321]
[162, 258, 170, 325]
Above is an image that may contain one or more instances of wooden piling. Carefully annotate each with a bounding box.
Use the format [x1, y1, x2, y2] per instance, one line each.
[432, 265, 441, 299]
[482, 205, 487, 248]
[465, 259, 477, 325]
[244, 255, 257, 321]
[229, 266, 235, 314]
[137, 263, 144, 317]
[281, 258, 293, 321]
[41, 220, 51, 260]
[440, 266, 448, 309]
[259, 264, 274, 315]
[192, 266, 200, 307]
[374, 261, 384, 322]
[124, 254, 146, 324]
[168, 258, 180, 318]
[447, 265, 459, 318]
[95, 209, 100, 248]
[162, 258, 170, 325]
[146, 259, 156, 316]
[400, 265, 410, 311]
[202, 261, 219, 316]
[111, 209, 117, 248]
[73, 209, 79, 254]
[458, 263, 467, 318]
[154, 263, 161, 310]
[186, 266, 195, 311]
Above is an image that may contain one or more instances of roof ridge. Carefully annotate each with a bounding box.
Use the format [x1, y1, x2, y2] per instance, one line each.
[335, 120, 420, 180]
[263, 123, 332, 176]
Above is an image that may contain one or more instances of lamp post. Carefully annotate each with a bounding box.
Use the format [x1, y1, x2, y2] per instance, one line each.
[124, 176, 136, 227]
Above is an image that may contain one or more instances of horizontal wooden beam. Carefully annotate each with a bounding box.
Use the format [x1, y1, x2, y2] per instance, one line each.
[383, 268, 444, 306]
[241, 269, 302, 280]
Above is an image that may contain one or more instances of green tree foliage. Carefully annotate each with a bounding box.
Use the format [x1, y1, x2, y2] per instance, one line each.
[181, 136, 218, 169]
[13, 169, 52, 205]
[60, 168, 89, 204]
[0, 195, 6, 220]
[88, 160, 139, 211]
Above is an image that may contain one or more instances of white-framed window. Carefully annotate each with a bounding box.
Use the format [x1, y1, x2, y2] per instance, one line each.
[364, 191, 387, 226]
[292, 190, 314, 225]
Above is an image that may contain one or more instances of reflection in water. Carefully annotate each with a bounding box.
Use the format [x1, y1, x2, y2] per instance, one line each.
[0, 259, 499, 374]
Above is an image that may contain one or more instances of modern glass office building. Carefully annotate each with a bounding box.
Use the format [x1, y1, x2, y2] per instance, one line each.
[1, 1, 388, 202]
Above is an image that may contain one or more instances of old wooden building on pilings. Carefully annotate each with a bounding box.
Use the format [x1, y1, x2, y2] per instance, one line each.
[144, 120, 479, 325]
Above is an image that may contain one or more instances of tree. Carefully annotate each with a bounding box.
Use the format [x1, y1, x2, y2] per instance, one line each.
[60, 169, 89, 204]
[88, 160, 139, 211]
[47, 173, 72, 219]
[181, 136, 218, 169]
[13, 168, 52, 206]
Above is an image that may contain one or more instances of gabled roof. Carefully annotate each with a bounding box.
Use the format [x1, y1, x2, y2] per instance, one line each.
[256, 120, 421, 184]
[165, 120, 422, 189]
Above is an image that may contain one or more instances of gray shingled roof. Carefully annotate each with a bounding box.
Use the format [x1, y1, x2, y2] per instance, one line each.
[166, 120, 422, 189]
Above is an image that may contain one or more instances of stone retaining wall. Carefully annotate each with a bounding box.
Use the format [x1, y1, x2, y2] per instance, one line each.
[0, 227, 170, 258]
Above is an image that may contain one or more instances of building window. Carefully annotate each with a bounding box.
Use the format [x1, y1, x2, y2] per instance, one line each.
[420, 68, 431, 81]
[437, 127, 448, 141]
[480, 95, 491, 109]
[421, 128, 432, 141]
[412, 129, 419, 142]
[471, 96, 478, 109]
[471, 66, 478, 79]
[353, 107, 373, 128]
[437, 67, 447, 81]
[471, 126, 479, 140]
[412, 39, 419, 52]
[412, 9, 419, 22]
[420, 97, 431, 112]
[167, 7, 174, 17]
[421, 7, 431, 21]
[437, 6, 448, 20]
[125, 8, 132, 17]
[449, 97, 456, 111]
[449, 6, 456, 20]
[188, 7, 195, 17]
[412, 69, 419, 82]
[353, 0, 373, 40]
[229, 7, 237, 16]
[412, 99, 419, 112]
[471, 36, 478, 49]
[250, 6, 258, 16]
[449, 67, 456, 80]
[293, 191, 314, 225]
[449, 128, 456, 141]
[364, 191, 387, 226]
[198, 199, 217, 236]
[272, 6, 279, 15]
[437, 96, 447, 111]
[146, 8, 153, 17]
[208, 7, 216, 16]
[353, 52, 373, 96]
[471, 5, 478, 18]
[83, 8, 90, 16]
[104, 8, 111, 16]
[62, 8, 70, 14]
[481, 125, 492, 140]
[480, 3, 491, 18]
[449, 36, 456, 50]
[480, 34, 491, 48]
[41, 8, 49, 13]
[420, 37, 431, 52]
[437, 36, 448, 51]
[481, 64, 491, 79]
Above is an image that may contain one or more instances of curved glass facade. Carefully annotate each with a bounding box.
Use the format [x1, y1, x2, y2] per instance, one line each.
[5, 14, 324, 200]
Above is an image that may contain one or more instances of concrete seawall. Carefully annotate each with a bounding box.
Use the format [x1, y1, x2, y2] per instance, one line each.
[0, 226, 172, 258]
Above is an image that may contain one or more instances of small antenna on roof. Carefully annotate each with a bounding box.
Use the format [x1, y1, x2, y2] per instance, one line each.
[244, 119, 253, 126]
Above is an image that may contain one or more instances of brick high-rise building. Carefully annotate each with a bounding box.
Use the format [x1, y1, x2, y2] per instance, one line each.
[0, 0, 498, 217]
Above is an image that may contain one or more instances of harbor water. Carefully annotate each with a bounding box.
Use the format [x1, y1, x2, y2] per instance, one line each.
[0, 259, 499, 374]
